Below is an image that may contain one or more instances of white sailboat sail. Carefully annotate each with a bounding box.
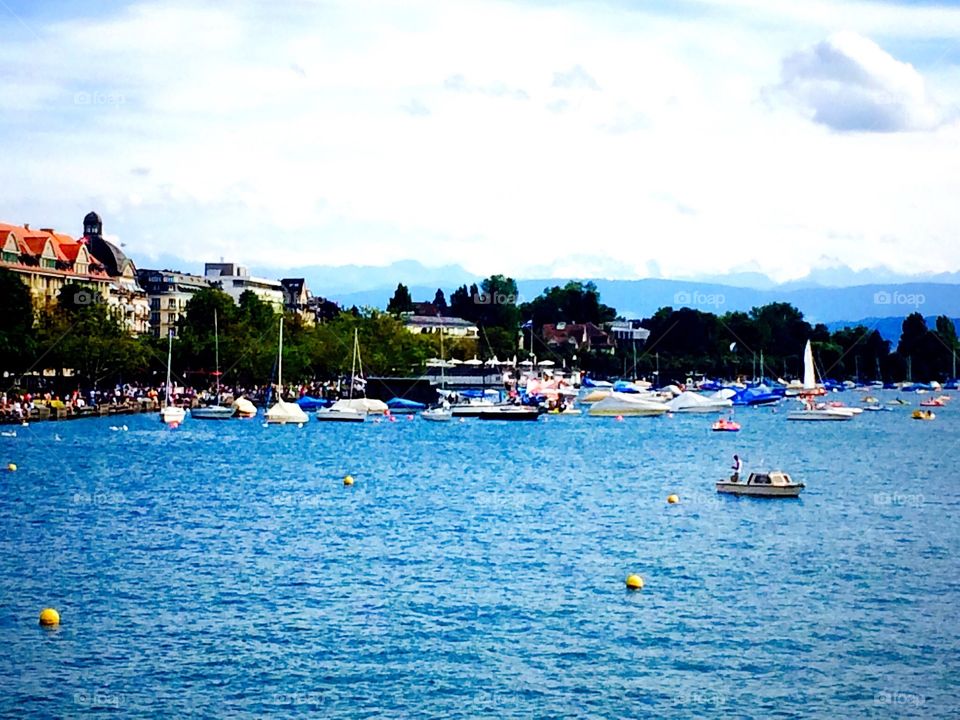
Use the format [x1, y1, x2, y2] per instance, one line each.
[802, 340, 816, 390]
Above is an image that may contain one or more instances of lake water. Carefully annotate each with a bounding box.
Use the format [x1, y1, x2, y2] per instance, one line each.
[1, 394, 958, 718]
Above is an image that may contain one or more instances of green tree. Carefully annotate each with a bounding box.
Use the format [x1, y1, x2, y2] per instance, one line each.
[177, 288, 238, 385]
[0, 269, 35, 373]
[433, 288, 448, 313]
[520, 281, 617, 329]
[387, 283, 414, 314]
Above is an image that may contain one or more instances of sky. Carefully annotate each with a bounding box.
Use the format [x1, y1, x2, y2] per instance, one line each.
[1, 0, 959, 283]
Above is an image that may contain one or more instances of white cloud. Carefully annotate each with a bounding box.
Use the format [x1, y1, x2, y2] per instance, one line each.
[775, 31, 946, 131]
[0, 0, 958, 284]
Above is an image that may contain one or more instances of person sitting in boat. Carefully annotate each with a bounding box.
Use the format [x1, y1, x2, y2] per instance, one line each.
[731, 454, 742, 482]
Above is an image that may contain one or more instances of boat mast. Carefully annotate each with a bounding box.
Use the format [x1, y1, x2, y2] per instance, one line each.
[165, 329, 173, 409]
[440, 324, 446, 391]
[349, 327, 358, 400]
[277, 316, 284, 395]
[214, 309, 221, 401]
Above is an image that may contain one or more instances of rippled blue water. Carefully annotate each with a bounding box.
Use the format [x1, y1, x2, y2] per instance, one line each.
[1, 394, 959, 718]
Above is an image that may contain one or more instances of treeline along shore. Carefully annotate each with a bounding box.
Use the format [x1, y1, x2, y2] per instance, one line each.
[1, 269, 957, 417]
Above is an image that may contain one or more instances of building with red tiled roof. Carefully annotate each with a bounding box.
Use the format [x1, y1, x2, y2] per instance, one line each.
[0, 213, 150, 335]
[0, 222, 112, 310]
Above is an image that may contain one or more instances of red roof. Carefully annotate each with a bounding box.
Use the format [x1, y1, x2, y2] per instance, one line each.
[0, 219, 106, 277]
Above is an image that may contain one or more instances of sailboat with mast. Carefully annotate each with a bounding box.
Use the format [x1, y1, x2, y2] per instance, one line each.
[787, 340, 856, 421]
[316, 327, 374, 422]
[265, 316, 309, 425]
[423, 325, 453, 422]
[160, 329, 186, 424]
[191, 309, 235, 420]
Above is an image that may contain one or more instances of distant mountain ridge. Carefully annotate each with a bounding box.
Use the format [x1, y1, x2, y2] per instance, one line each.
[222, 259, 960, 341]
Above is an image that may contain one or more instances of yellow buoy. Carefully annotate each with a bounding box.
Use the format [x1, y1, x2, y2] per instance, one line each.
[625, 574, 644, 590]
[7, 463, 16, 472]
[39, 608, 60, 626]
[343, 475, 354, 486]
[667, 494, 679, 504]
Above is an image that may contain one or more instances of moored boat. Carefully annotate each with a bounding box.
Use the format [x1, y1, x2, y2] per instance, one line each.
[711, 418, 741, 432]
[190, 310, 235, 421]
[159, 329, 186, 425]
[265, 317, 309, 425]
[588, 392, 669, 417]
[478, 406, 542, 421]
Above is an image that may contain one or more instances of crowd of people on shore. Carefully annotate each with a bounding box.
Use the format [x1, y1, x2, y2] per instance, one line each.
[1, 379, 362, 423]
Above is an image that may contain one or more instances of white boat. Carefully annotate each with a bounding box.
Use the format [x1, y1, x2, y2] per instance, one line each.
[422, 406, 453, 422]
[787, 340, 854, 421]
[190, 405, 235, 420]
[666, 390, 733, 413]
[787, 406, 855, 421]
[159, 329, 186, 424]
[421, 329, 453, 422]
[265, 317, 309, 425]
[450, 398, 500, 417]
[315, 405, 366, 422]
[191, 309, 235, 420]
[716, 471, 805, 497]
[588, 392, 670, 417]
[232, 397, 258, 418]
[316, 328, 379, 422]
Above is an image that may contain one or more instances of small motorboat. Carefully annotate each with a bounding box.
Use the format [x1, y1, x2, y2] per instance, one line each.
[912, 410, 936, 421]
[450, 399, 500, 417]
[421, 406, 453, 422]
[786, 406, 855, 421]
[315, 406, 366, 423]
[191, 405, 236, 420]
[711, 418, 741, 432]
[716, 471, 804, 497]
[478, 406, 542, 421]
[920, 398, 946, 407]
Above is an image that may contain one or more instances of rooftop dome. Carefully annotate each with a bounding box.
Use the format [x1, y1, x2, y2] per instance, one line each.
[87, 235, 133, 277]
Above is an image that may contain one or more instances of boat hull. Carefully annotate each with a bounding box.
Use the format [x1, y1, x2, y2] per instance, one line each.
[160, 407, 186, 424]
[786, 410, 854, 421]
[421, 410, 453, 422]
[716, 482, 804, 497]
[315, 409, 366, 423]
[478, 408, 541, 421]
[190, 406, 236, 420]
